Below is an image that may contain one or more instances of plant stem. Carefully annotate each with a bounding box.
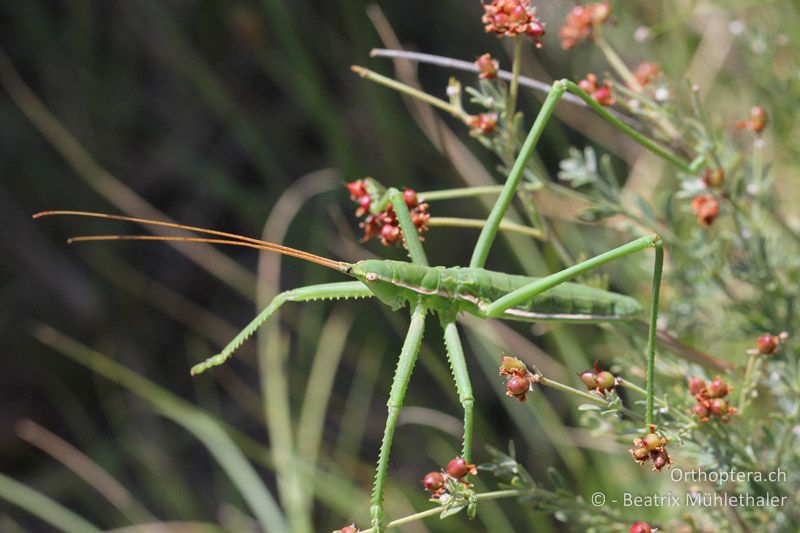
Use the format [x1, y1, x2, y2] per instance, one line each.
[507, 35, 523, 123]
[427, 217, 544, 240]
[351, 65, 467, 121]
[617, 378, 695, 425]
[737, 355, 761, 413]
[368, 48, 591, 110]
[645, 242, 664, 426]
[594, 33, 641, 92]
[360, 488, 534, 533]
[536, 375, 641, 420]
[419, 183, 542, 202]
[564, 80, 692, 173]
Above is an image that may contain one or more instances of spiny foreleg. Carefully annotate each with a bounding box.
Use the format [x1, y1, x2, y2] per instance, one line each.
[191, 281, 373, 375]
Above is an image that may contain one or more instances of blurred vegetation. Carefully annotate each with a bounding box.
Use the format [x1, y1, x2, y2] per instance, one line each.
[2, 1, 799, 532]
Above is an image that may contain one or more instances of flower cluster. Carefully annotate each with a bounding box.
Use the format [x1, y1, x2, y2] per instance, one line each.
[422, 456, 478, 499]
[749, 332, 788, 355]
[736, 106, 768, 133]
[468, 112, 498, 135]
[482, 0, 546, 46]
[499, 355, 536, 402]
[346, 180, 429, 246]
[688, 376, 736, 422]
[475, 53, 499, 79]
[691, 194, 720, 226]
[578, 73, 615, 106]
[579, 360, 616, 396]
[559, 2, 611, 49]
[629, 425, 671, 471]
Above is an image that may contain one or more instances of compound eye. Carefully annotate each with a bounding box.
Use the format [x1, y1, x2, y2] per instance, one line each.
[365, 272, 378, 282]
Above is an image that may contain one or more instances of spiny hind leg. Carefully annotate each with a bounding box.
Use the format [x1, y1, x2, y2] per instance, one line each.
[442, 320, 475, 463]
[484, 234, 664, 424]
[191, 281, 373, 375]
[370, 304, 426, 531]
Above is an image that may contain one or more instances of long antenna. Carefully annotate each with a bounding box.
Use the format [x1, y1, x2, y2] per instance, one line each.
[33, 210, 351, 273]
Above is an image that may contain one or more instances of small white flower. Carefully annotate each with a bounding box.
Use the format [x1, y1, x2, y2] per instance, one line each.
[634, 26, 650, 42]
[728, 20, 746, 35]
[654, 87, 671, 102]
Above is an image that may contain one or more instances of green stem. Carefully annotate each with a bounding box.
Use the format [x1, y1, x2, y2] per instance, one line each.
[593, 33, 641, 91]
[352, 65, 467, 121]
[564, 80, 692, 173]
[645, 242, 664, 426]
[470, 80, 567, 268]
[0, 472, 102, 533]
[419, 183, 541, 202]
[507, 36, 523, 122]
[427, 217, 544, 240]
[361, 489, 533, 533]
[536, 375, 641, 420]
[737, 355, 761, 413]
[618, 378, 695, 425]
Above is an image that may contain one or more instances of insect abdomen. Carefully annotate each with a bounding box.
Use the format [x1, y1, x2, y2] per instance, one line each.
[451, 267, 642, 321]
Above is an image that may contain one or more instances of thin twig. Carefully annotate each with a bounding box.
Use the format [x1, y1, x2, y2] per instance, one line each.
[369, 48, 641, 128]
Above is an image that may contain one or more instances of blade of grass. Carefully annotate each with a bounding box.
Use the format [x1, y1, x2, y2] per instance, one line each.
[15, 419, 156, 525]
[0, 48, 255, 298]
[131, 0, 285, 184]
[33, 324, 289, 532]
[296, 310, 355, 508]
[0, 472, 102, 533]
[256, 169, 340, 532]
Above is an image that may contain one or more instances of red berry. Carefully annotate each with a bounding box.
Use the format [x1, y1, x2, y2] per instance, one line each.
[693, 403, 709, 418]
[756, 333, 778, 355]
[526, 20, 545, 38]
[630, 521, 652, 533]
[346, 180, 367, 200]
[631, 446, 649, 461]
[579, 370, 598, 389]
[500, 355, 527, 374]
[402, 188, 418, 208]
[687, 376, 706, 395]
[691, 194, 720, 226]
[702, 168, 725, 188]
[339, 525, 358, 533]
[642, 432, 662, 451]
[706, 377, 729, 398]
[380, 224, 399, 242]
[592, 85, 613, 106]
[595, 370, 615, 391]
[446, 457, 471, 479]
[422, 471, 445, 492]
[651, 449, 670, 471]
[749, 106, 768, 132]
[506, 375, 531, 398]
[709, 398, 728, 415]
